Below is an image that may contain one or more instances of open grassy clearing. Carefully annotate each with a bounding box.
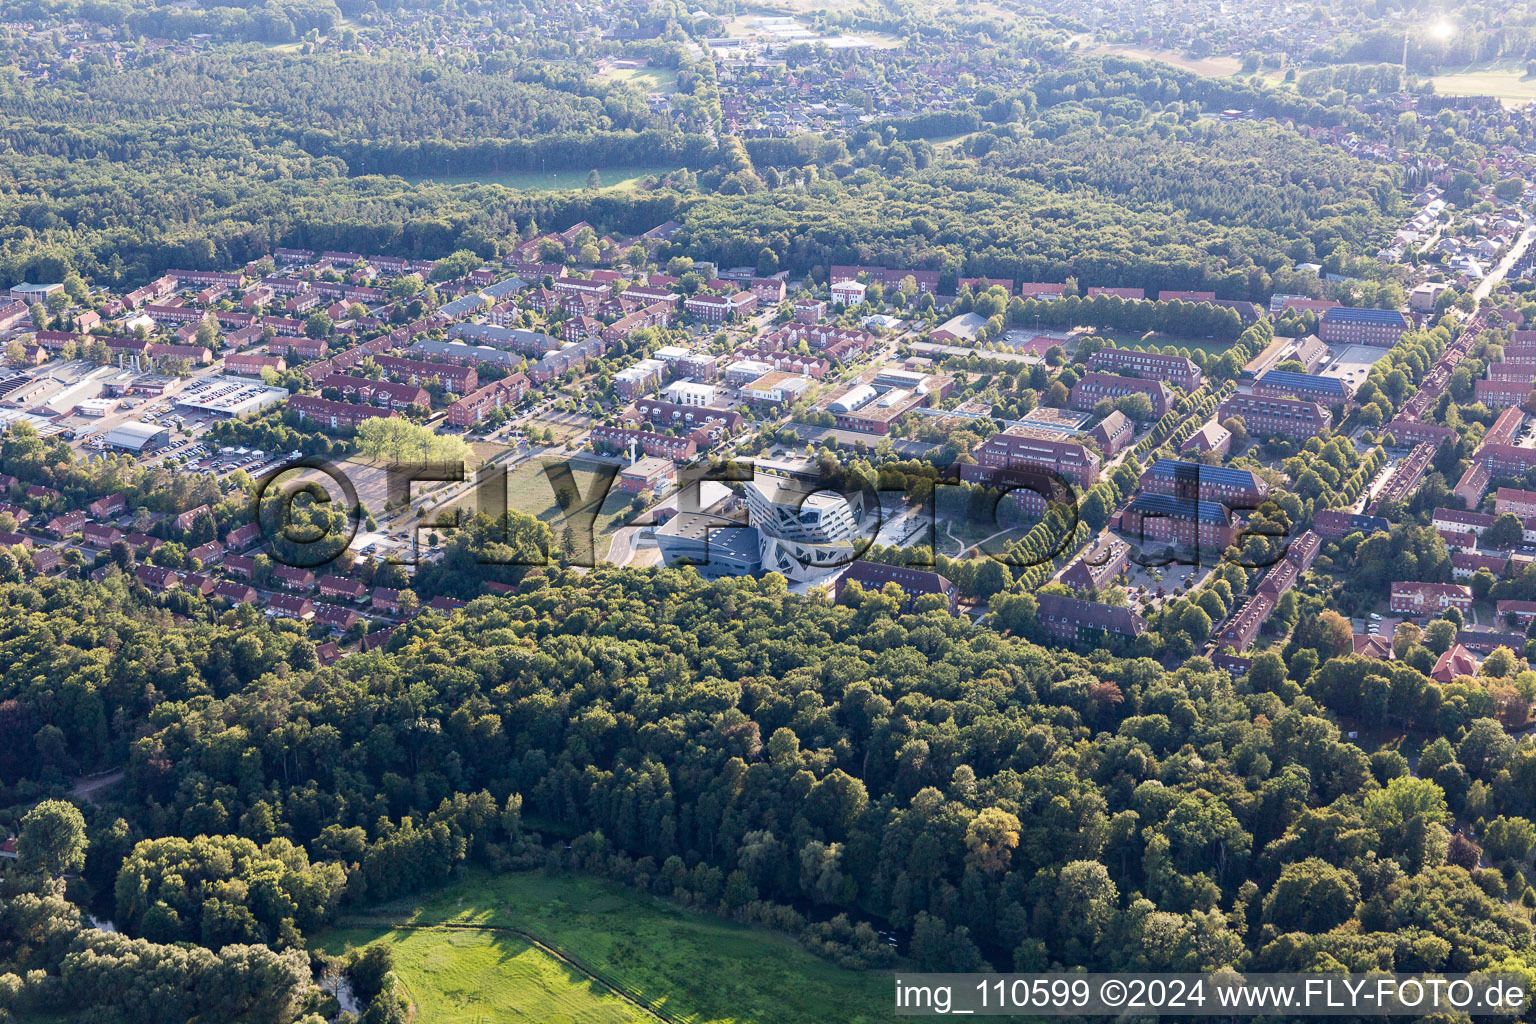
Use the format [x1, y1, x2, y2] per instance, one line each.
[1086, 42, 1242, 78]
[429, 457, 636, 560]
[1092, 329, 1239, 358]
[318, 924, 652, 1024]
[402, 166, 680, 193]
[603, 66, 680, 93]
[315, 870, 893, 1024]
[1429, 61, 1536, 108]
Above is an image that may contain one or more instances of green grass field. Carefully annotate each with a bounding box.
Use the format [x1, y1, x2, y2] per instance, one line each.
[314, 871, 893, 1024]
[405, 166, 679, 193]
[319, 925, 652, 1024]
[432, 456, 636, 560]
[1094, 329, 1237, 358]
[603, 67, 680, 94]
[1086, 41, 1241, 78]
[1430, 62, 1536, 108]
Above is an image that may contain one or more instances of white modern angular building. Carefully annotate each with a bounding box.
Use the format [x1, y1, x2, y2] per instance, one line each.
[743, 475, 866, 581]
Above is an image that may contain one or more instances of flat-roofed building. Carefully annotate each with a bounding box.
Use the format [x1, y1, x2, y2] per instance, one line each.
[617, 456, 676, 495]
[655, 513, 762, 578]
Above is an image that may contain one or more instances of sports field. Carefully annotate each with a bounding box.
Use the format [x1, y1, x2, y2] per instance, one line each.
[314, 870, 893, 1024]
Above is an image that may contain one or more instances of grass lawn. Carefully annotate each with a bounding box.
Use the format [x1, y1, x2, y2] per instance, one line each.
[930, 131, 976, 149]
[404, 166, 678, 193]
[434, 457, 636, 560]
[1429, 61, 1536, 108]
[603, 67, 680, 93]
[1093, 329, 1237, 358]
[524, 416, 592, 446]
[318, 925, 652, 1024]
[315, 870, 893, 1024]
[1088, 42, 1242, 78]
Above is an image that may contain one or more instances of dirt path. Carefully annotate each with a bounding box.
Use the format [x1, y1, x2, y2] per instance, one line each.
[69, 769, 123, 803]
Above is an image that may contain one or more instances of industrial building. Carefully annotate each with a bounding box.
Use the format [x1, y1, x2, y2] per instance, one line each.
[103, 421, 171, 453]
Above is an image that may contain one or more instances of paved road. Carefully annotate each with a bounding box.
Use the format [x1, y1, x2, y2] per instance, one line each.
[606, 525, 638, 566]
[1476, 222, 1536, 302]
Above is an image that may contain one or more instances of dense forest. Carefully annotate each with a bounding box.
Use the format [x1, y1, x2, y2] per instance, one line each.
[1, 561, 1535, 1020]
[0, 50, 1398, 296]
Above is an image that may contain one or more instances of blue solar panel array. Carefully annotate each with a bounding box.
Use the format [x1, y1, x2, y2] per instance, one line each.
[1324, 306, 1409, 325]
[1256, 369, 1348, 396]
[1145, 458, 1261, 490]
[1129, 491, 1231, 523]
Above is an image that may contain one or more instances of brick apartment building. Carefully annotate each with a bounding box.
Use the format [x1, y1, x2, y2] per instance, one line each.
[1086, 348, 1201, 390]
[1069, 371, 1174, 419]
[590, 425, 697, 461]
[1218, 393, 1331, 441]
[446, 374, 530, 428]
[1389, 581, 1473, 617]
[1035, 593, 1146, 644]
[836, 560, 959, 615]
[1119, 492, 1236, 550]
[289, 395, 397, 431]
[1139, 459, 1268, 508]
[1319, 306, 1411, 346]
[960, 426, 1101, 492]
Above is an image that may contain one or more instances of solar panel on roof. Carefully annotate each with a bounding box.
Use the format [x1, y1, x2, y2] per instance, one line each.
[1257, 369, 1347, 394]
[1324, 307, 1408, 324]
[1146, 458, 1260, 488]
[1129, 492, 1230, 522]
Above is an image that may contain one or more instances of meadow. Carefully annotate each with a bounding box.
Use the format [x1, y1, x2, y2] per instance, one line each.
[1086, 42, 1242, 78]
[403, 166, 680, 193]
[318, 924, 654, 1024]
[314, 871, 894, 1024]
[602, 67, 680, 94]
[427, 455, 639, 561]
[1429, 62, 1536, 108]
